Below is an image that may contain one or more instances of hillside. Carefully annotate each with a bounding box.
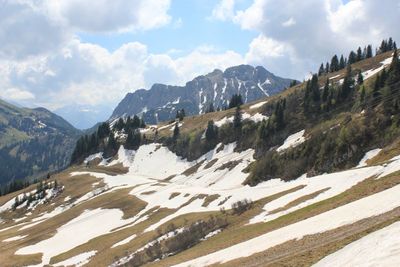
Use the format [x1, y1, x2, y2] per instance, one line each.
[0, 99, 81, 185]
[0, 47, 400, 267]
[111, 65, 294, 124]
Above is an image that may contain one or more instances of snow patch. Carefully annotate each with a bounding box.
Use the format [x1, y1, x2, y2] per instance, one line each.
[276, 130, 306, 152]
[54, 250, 97, 267]
[357, 148, 382, 167]
[250, 101, 267, 110]
[2, 235, 27, 242]
[174, 184, 400, 266]
[16, 208, 129, 265]
[111, 234, 137, 248]
[313, 221, 400, 267]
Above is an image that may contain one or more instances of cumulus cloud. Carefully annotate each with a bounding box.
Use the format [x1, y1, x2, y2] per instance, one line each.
[211, 0, 236, 21]
[0, 38, 244, 125]
[217, 0, 400, 78]
[47, 0, 171, 33]
[0, 0, 69, 60]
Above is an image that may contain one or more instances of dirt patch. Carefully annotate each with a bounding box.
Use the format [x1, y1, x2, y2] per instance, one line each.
[202, 195, 221, 207]
[182, 160, 206, 176]
[204, 159, 219, 169]
[215, 160, 242, 172]
[169, 192, 181, 200]
[162, 174, 176, 182]
[141, 190, 157, 195]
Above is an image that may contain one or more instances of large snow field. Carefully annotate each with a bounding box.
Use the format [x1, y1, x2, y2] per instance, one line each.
[12, 143, 400, 266]
[16, 208, 132, 265]
[70, 144, 400, 232]
[313, 221, 400, 267]
[174, 184, 400, 267]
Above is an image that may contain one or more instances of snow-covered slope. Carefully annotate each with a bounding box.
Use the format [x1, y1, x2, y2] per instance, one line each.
[1, 141, 399, 266]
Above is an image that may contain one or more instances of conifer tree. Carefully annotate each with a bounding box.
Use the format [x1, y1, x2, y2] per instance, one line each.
[339, 55, 345, 69]
[356, 47, 363, 61]
[366, 45, 373, 58]
[205, 120, 218, 141]
[357, 71, 364, 85]
[229, 94, 243, 109]
[330, 55, 339, 72]
[233, 106, 242, 129]
[322, 79, 329, 102]
[340, 65, 354, 100]
[172, 122, 180, 141]
[206, 103, 215, 113]
[348, 51, 357, 64]
[318, 63, 325, 76]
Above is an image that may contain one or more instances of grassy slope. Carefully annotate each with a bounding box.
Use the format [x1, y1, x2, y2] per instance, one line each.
[0, 50, 399, 266]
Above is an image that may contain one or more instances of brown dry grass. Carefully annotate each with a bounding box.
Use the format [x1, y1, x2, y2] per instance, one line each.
[149, 172, 400, 267]
[269, 187, 330, 214]
[202, 195, 221, 207]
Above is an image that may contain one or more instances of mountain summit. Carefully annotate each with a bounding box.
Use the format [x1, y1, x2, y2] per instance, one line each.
[111, 65, 294, 124]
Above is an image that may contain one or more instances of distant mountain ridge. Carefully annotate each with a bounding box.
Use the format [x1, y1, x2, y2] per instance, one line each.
[111, 64, 294, 124]
[0, 99, 81, 184]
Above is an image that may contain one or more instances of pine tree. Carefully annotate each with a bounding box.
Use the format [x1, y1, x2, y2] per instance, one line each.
[356, 47, 363, 61]
[322, 79, 330, 102]
[339, 55, 346, 69]
[233, 106, 242, 129]
[366, 45, 373, 58]
[325, 62, 330, 73]
[330, 55, 339, 72]
[229, 94, 243, 109]
[126, 129, 141, 150]
[106, 132, 118, 156]
[348, 51, 357, 64]
[388, 37, 394, 50]
[340, 65, 354, 100]
[206, 103, 215, 113]
[176, 109, 186, 121]
[357, 71, 364, 85]
[205, 120, 217, 141]
[318, 63, 325, 76]
[172, 122, 180, 141]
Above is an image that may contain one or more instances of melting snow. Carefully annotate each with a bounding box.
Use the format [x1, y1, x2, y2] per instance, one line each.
[313, 221, 400, 267]
[173, 184, 400, 267]
[276, 130, 306, 152]
[357, 148, 382, 167]
[2, 235, 27, 242]
[54, 250, 97, 267]
[250, 101, 267, 110]
[111, 234, 137, 248]
[16, 208, 130, 265]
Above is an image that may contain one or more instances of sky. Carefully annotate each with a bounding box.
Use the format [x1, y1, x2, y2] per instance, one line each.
[0, 0, 399, 129]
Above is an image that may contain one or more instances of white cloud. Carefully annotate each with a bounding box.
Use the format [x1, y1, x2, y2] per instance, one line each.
[211, 0, 236, 21]
[0, 0, 69, 60]
[282, 17, 296, 27]
[47, 0, 172, 33]
[0, 39, 244, 121]
[0, 88, 35, 101]
[222, 0, 400, 78]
